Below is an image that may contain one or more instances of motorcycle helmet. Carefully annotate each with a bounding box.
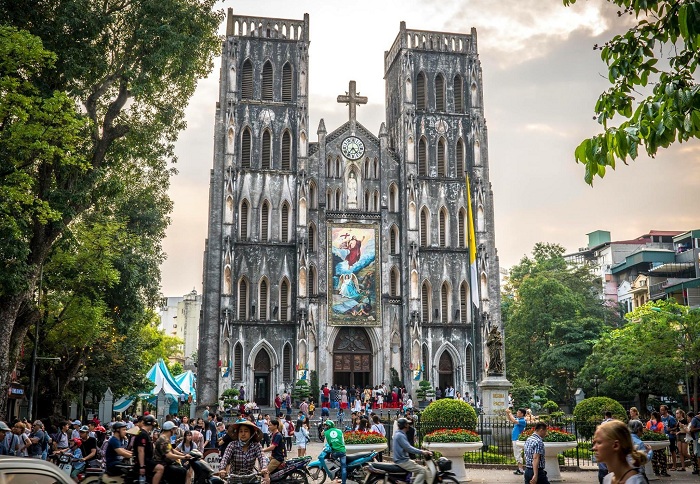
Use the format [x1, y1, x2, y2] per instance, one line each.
[324, 419, 335, 428]
[72, 438, 83, 447]
[112, 422, 127, 431]
[142, 415, 157, 427]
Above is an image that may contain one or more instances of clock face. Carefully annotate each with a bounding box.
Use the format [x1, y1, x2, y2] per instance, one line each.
[341, 136, 365, 160]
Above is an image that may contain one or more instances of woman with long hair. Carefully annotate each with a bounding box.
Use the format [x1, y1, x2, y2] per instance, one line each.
[295, 419, 310, 457]
[593, 420, 647, 483]
[646, 411, 669, 477]
[676, 409, 690, 471]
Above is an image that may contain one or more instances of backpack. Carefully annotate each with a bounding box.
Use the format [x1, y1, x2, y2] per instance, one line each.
[288, 421, 295, 436]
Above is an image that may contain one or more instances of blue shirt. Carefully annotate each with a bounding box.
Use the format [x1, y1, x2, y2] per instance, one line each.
[392, 430, 422, 464]
[661, 415, 677, 439]
[631, 433, 653, 462]
[511, 417, 526, 441]
[105, 436, 125, 469]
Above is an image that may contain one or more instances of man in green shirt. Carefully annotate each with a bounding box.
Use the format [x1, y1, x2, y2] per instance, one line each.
[323, 420, 346, 484]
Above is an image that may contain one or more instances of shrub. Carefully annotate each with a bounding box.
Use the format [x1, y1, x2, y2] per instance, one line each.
[543, 400, 559, 413]
[343, 431, 387, 444]
[421, 398, 477, 431]
[424, 429, 481, 443]
[641, 430, 669, 441]
[416, 380, 435, 401]
[573, 397, 626, 438]
[291, 379, 310, 402]
[221, 388, 241, 407]
[518, 427, 576, 442]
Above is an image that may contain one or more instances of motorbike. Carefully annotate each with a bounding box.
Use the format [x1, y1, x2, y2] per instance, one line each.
[269, 455, 311, 484]
[56, 452, 78, 477]
[364, 454, 457, 484]
[308, 445, 376, 484]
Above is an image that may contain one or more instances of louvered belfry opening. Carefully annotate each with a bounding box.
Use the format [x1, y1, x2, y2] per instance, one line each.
[282, 63, 293, 101]
[281, 131, 291, 170]
[238, 279, 248, 320]
[421, 282, 430, 321]
[261, 130, 271, 169]
[241, 129, 251, 168]
[281, 202, 289, 242]
[416, 72, 426, 109]
[441, 283, 449, 322]
[459, 209, 466, 248]
[280, 279, 289, 321]
[439, 209, 447, 247]
[460, 283, 468, 323]
[261, 202, 269, 241]
[241, 59, 254, 99]
[262, 61, 273, 101]
[233, 343, 243, 381]
[435, 74, 445, 111]
[456, 139, 464, 176]
[437, 138, 446, 177]
[240, 200, 249, 240]
[418, 138, 427, 176]
[259, 279, 268, 320]
[420, 208, 428, 247]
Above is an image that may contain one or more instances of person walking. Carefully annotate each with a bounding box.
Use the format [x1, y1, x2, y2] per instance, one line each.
[676, 409, 690, 472]
[507, 408, 527, 475]
[523, 422, 549, 484]
[594, 420, 647, 483]
[660, 405, 679, 471]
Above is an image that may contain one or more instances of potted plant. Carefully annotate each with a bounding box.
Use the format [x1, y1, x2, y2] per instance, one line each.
[415, 380, 435, 408]
[515, 427, 577, 481]
[641, 429, 669, 479]
[343, 430, 387, 453]
[420, 399, 480, 483]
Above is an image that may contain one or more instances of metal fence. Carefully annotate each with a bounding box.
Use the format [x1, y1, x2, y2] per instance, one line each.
[415, 415, 598, 468]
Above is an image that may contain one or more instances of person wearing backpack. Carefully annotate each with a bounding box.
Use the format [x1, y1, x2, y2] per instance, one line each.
[284, 415, 294, 452]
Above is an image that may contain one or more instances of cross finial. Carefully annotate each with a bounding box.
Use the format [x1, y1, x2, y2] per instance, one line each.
[337, 80, 368, 125]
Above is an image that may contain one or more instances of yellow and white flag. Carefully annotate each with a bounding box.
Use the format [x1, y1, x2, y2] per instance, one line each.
[466, 173, 479, 305]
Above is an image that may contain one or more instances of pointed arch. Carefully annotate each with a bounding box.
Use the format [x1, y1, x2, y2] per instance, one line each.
[308, 222, 316, 253]
[260, 200, 270, 241]
[422, 343, 430, 377]
[418, 137, 427, 176]
[364, 158, 371, 179]
[460, 281, 469, 323]
[282, 62, 293, 102]
[454, 74, 463, 113]
[326, 189, 333, 209]
[421, 280, 431, 321]
[465, 344, 474, 381]
[281, 130, 292, 170]
[279, 277, 291, 321]
[308, 265, 317, 296]
[364, 190, 370, 211]
[241, 127, 252, 168]
[477, 204, 485, 232]
[416, 71, 426, 110]
[439, 206, 449, 247]
[335, 189, 341, 209]
[420, 206, 430, 247]
[474, 139, 481, 165]
[390, 266, 400, 297]
[440, 281, 451, 323]
[282, 342, 293, 381]
[374, 157, 379, 179]
[225, 195, 234, 224]
[437, 137, 447, 177]
[389, 183, 398, 212]
[241, 59, 253, 99]
[435, 73, 445, 111]
[238, 277, 249, 320]
[480, 272, 488, 301]
[280, 201, 290, 242]
[373, 190, 379, 211]
[458, 208, 466, 248]
[259, 277, 269, 320]
[239, 199, 250, 240]
[390, 224, 400, 254]
[326, 156, 333, 177]
[224, 266, 232, 294]
[309, 180, 317, 209]
[456, 138, 465, 176]
[233, 342, 243, 380]
[335, 157, 341, 178]
[261, 129, 272, 169]
[261, 60, 273, 101]
[471, 81, 478, 106]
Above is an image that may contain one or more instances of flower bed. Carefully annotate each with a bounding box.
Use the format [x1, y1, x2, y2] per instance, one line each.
[641, 430, 669, 441]
[518, 427, 576, 442]
[424, 428, 481, 443]
[343, 430, 387, 445]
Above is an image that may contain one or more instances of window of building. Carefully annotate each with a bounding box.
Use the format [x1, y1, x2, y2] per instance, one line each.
[456, 139, 464, 176]
[441, 282, 450, 323]
[309, 180, 317, 209]
[420, 207, 429, 247]
[238, 278, 248, 320]
[439, 207, 448, 247]
[261, 130, 271, 169]
[281, 201, 290, 242]
[281, 130, 291, 170]
[282, 62, 293, 102]
[280, 278, 290, 321]
[422, 344, 430, 374]
[389, 184, 398, 212]
[465, 345, 473, 380]
[435, 74, 445, 111]
[241, 128, 252, 168]
[308, 265, 316, 296]
[241, 59, 253, 99]
[416, 72, 426, 110]
[239, 199, 250, 240]
[234, 342, 243, 380]
[308, 223, 316, 252]
[283, 343, 293, 381]
[259, 278, 269, 320]
[421, 281, 431, 321]
[458, 208, 466, 248]
[460, 282, 468, 323]
[418, 137, 427, 176]
[260, 201, 270, 241]
[261, 61, 273, 101]
[437, 137, 446, 177]
[390, 267, 400, 297]
[390, 225, 399, 254]
[454, 75, 463, 113]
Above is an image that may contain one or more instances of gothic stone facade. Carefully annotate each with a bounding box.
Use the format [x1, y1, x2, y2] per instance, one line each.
[198, 10, 502, 408]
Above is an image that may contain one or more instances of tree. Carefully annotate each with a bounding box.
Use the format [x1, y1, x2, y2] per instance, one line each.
[563, 0, 700, 184]
[0, 0, 222, 418]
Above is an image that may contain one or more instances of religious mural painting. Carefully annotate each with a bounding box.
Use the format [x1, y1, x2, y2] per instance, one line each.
[327, 223, 380, 325]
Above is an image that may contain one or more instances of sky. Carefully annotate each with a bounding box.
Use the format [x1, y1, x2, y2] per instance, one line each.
[161, 0, 700, 296]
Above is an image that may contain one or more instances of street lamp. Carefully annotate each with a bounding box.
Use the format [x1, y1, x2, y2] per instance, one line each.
[591, 374, 601, 397]
[71, 373, 89, 421]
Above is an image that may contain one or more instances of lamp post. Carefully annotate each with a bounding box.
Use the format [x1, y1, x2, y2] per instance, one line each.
[591, 374, 601, 397]
[71, 373, 88, 421]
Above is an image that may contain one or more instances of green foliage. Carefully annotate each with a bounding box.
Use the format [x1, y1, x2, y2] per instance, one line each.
[519, 427, 576, 442]
[343, 430, 387, 444]
[503, 243, 619, 403]
[543, 400, 559, 413]
[390, 367, 403, 388]
[421, 398, 477, 430]
[221, 388, 241, 407]
[309, 370, 319, 404]
[573, 397, 627, 437]
[510, 379, 553, 412]
[415, 380, 435, 401]
[563, 0, 700, 184]
[641, 430, 669, 441]
[168, 362, 184, 377]
[292, 379, 310, 403]
[464, 446, 516, 464]
[424, 429, 480, 443]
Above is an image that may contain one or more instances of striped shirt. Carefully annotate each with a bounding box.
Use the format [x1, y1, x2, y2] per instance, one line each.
[524, 433, 545, 469]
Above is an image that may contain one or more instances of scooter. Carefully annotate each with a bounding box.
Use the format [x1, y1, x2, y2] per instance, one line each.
[308, 445, 376, 484]
[269, 455, 311, 484]
[56, 452, 77, 477]
[364, 454, 457, 484]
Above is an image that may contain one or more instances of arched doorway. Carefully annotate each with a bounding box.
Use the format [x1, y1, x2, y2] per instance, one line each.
[333, 327, 372, 388]
[438, 351, 454, 392]
[254, 349, 271, 406]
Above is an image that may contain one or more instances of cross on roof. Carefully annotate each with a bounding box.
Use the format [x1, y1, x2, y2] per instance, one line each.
[337, 80, 368, 124]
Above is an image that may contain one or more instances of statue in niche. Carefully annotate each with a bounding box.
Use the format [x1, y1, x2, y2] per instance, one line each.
[347, 171, 358, 209]
[487, 326, 504, 376]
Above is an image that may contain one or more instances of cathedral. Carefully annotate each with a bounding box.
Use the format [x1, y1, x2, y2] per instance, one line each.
[198, 9, 503, 408]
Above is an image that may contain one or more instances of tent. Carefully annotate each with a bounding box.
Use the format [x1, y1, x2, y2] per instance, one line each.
[174, 370, 196, 403]
[144, 359, 184, 414]
[113, 395, 134, 414]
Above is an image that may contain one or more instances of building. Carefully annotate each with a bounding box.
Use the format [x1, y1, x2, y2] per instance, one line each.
[198, 10, 503, 407]
[159, 290, 202, 368]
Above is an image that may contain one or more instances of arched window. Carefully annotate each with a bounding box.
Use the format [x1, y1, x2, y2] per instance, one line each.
[326, 189, 332, 209]
[364, 158, 371, 179]
[308, 265, 317, 296]
[373, 190, 379, 211]
[390, 225, 399, 254]
[282, 62, 293, 102]
[456, 139, 465, 176]
[224, 266, 232, 294]
[460, 282, 469, 323]
[374, 158, 379, 179]
[261, 61, 273, 101]
[280, 278, 290, 321]
[439, 207, 448, 247]
[454, 75, 463, 113]
[389, 184, 398, 212]
[281, 130, 291, 170]
[441, 282, 450, 323]
[422, 344, 430, 376]
[437, 137, 447, 177]
[239, 199, 250, 240]
[335, 157, 341, 178]
[465, 344, 473, 381]
[241, 128, 252, 168]
[335, 189, 341, 209]
[458, 208, 466, 248]
[260, 201, 270, 242]
[283, 343, 293, 381]
[435, 74, 445, 111]
[418, 137, 427, 176]
[261, 130, 271, 169]
[241, 59, 253, 99]
[364, 191, 370, 211]
[390, 267, 400, 297]
[421, 281, 431, 321]
[280, 202, 290, 242]
[308, 223, 316, 252]
[238, 278, 249, 320]
[416, 72, 426, 110]
[233, 342, 243, 380]
[420, 207, 429, 247]
[326, 157, 333, 177]
[259, 278, 269, 320]
[225, 196, 234, 224]
[309, 181, 317, 209]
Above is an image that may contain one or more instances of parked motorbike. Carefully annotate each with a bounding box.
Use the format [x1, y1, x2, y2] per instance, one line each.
[269, 456, 311, 484]
[308, 445, 376, 484]
[364, 454, 457, 484]
[56, 452, 77, 477]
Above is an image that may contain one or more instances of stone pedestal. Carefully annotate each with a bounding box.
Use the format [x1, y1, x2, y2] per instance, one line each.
[478, 375, 511, 415]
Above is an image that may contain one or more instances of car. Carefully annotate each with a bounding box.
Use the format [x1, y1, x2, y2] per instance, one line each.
[0, 456, 75, 484]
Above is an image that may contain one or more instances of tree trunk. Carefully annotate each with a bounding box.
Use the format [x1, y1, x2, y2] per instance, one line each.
[0, 292, 31, 420]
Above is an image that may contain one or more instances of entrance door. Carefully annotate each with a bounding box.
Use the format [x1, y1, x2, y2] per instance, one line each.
[437, 351, 454, 392]
[333, 327, 372, 388]
[254, 349, 271, 406]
